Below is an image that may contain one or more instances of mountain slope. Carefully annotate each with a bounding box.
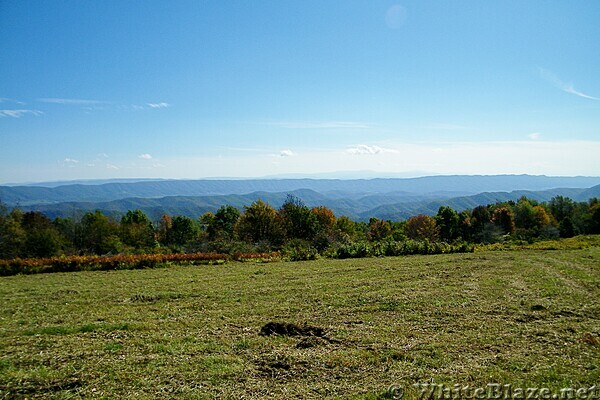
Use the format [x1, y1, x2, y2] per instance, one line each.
[17, 186, 595, 222]
[3, 175, 600, 206]
[361, 187, 588, 220]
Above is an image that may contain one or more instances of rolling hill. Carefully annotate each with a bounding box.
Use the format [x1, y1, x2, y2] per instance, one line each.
[15, 185, 600, 222]
[2, 175, 600, 207]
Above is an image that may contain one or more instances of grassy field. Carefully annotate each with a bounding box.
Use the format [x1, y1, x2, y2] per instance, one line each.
[1, 247, 599, 399]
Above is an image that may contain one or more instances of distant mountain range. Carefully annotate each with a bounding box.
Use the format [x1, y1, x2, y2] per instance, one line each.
[2, 175, 599, 221]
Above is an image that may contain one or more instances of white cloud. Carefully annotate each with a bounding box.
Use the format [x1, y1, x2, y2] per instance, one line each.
[22, 139, 595, 181]
[138, 153, 153, 160]
[147, 102, 170, 109]
[346, 144, 396, 155]
[0, 109, 43, 118]
[539, 68, 599, 100]
[64, 158, 79, 164]
[0, 98, 25, 105]
[279, 149, 295, 157]
[98, 153, 109, 159]
[528, 132, 542, 140]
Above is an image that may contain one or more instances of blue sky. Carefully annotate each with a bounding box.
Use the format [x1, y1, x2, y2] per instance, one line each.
[1, 1, 599, 183]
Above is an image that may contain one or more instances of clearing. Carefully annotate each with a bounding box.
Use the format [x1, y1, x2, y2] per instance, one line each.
[1, 249, 599, 398]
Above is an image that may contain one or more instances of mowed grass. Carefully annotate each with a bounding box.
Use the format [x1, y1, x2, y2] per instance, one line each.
[1, 248, 599, 399]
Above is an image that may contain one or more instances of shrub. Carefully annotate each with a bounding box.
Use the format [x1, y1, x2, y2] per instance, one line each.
[282, 239, 319, 261]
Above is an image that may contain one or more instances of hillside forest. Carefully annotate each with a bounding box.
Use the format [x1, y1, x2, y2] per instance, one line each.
[1, 195, 599, 263]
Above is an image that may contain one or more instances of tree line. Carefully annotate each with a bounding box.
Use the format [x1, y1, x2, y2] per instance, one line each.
[1, 195, 599, 260]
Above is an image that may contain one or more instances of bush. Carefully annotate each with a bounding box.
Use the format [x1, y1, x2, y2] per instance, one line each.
[282, 239, 319, 261]
[331, 239, 473, 259]
[334, 241, 373, 259]
[0, 253, 230, 276]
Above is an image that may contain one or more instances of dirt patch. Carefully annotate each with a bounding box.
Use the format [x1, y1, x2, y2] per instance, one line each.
[259, 322, 326, 338]
[296, 336, 329, 349]
[515, 313, 544, 323]
[256, 355, 309, 379]
[580, 333, 600, 346]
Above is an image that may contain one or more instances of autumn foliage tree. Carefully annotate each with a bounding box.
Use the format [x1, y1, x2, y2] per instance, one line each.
[367, 218, 392, 241]
[404, 214, 439, 242]
[491, 207, 515, 235]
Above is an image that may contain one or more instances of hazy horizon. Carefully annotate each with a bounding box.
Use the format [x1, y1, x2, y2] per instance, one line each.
[5, 172, 600, 189]
[1, 1, 599, 183]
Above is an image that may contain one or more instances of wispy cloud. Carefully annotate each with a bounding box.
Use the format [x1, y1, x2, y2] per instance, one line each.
[539, 68, 599, 100]
[346, 144, 396, 155]
[267, 121, 370, 129]
[106, 164, 119, 170]
[0, 98, 25, 105]
[38, 98, 109, 105]
[528, 132, 542, 140]
[0, 109, 43, 118]
[62, 158, 80, 168]
[147, 102, 170, 109]
[138, 153, 153, 160]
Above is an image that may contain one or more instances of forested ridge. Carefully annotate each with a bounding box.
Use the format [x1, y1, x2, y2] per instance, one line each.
[1, 194, 599, 269]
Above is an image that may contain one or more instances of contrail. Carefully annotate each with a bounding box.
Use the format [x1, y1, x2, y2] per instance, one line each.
[539, 68, 598, 100]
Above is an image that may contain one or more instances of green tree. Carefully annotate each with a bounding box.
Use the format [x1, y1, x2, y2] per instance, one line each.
[279, 195, 318, 241]
[205, 205, 241, 240]
[53, 217, 81, 254]
[120, 209, 156, 249]
[435, 206, 460, 242]
[458, 210, 473, 241]
[586, 200, 600, 234]
[334, 215, 357, 242]
[167, 216, 198, 247]
[549, 196, 576, 223]
[471, 205, 491, 234]
[0, 207, 26, 259]
[514, 198, 537, 231]
[235, 200, 283, 246]
[81, 210, 122, 255]
[21, 211, 65, 258]
[558, 217, 576, 238]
